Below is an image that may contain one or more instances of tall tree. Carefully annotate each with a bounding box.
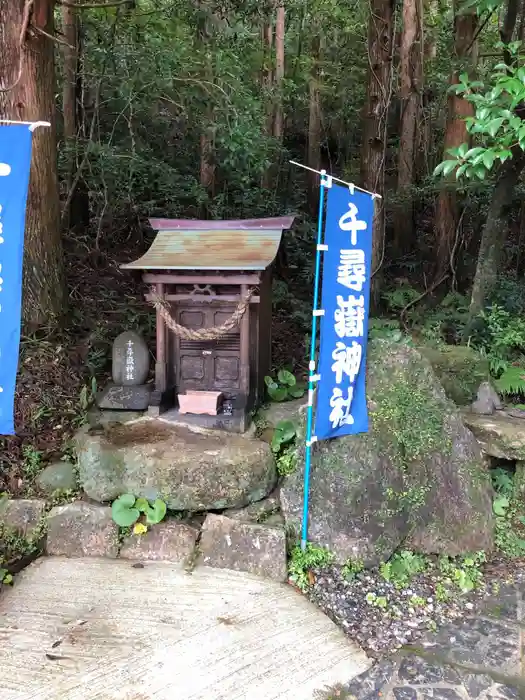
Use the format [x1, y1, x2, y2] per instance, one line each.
[360, 0, 395, 308]
[307, 29, 322, 215]
[434, 0, 524, 336]
[433, 4, 477, 284]
[273, 2, 285, 141]
[464, 0, 522, 332]
[0, 0, 66, 330]
[394, 0, 423, 252]
[198, 6, 216, 210]
[61, 2, 89, 229]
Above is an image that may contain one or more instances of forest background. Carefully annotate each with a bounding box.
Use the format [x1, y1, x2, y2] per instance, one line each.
[0, 0, 524, 491]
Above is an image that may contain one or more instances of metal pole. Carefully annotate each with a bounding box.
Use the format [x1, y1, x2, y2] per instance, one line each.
[289, 160, 382, 199]
[0, 120, 51, 131]
[300, 170, 329, 551]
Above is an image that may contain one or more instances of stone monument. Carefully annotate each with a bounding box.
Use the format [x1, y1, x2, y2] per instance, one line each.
[96, 331, 152, 411]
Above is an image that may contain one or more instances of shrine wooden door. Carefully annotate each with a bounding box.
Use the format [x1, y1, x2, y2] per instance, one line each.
[175, 304, 241, 396]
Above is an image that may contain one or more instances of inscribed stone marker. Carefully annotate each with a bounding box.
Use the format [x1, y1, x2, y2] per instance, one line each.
[112, 331, 150, 386]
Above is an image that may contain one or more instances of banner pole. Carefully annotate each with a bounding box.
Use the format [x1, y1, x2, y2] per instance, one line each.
[300, 169, 330, 551]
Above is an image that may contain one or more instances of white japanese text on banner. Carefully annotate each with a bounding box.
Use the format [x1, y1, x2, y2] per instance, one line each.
[314, 183, 374, 439]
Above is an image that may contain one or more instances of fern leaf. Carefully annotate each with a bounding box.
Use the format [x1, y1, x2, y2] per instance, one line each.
[494, 366, 525, 397]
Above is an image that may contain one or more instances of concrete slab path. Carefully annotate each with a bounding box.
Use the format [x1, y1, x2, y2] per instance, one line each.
[0, 557, 370, 700]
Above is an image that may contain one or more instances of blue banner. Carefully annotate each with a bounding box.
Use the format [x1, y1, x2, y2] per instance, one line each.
[0, 125, 34, 435]
[314, 182, 374, 440]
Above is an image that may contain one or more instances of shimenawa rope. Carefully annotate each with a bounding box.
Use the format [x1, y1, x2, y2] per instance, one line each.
[149, 287, 255, 341]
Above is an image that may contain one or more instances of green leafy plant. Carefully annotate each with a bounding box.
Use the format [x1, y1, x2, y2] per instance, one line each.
[433, 51, 525, 183]
[491, 466, 514, 496]
[288, 543, 334, 592]
[264, 370, 306, 402]
[342, 558, 364, 581]
[380, 550, 427, 588]
[410, 595, 426, 608]
[367, 318, 403, 341]
[470, 305, 525, 378]
[365, 592, 388, 610]
[491, 485, 525, 557]
[276, 446, 297, 477]
[21, 445, 42, 481]
[494, 366, 525, 398]
[271, 419, 297, 453]
[0, 567, 13, 585]
[437, 552, 486, 593]
[0, 520, 44, 587]
[111, 494, 167, 534]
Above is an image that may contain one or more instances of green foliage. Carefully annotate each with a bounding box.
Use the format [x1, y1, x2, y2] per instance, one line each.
[367, 318, 403, 342]
[489, 467, 525, 556]
[373, 365, 446, 464]
[276, 446, 297, 477]
[264, 371, 306, 402]
[111, 493, 140, 527]
[382, 285, 420, 312]
[271, 419, 297, 453]
[491, 466, 514, 496]
[434, 45, 525, 181]
[473, 304, 525, 377]
[492, 491, 525, 557]
[288, 543, 334, 592]
[365, 592, 388, 609]
[21, 445, 42, 481]
[380, 550, 427, 588]
[342, 558, 364, 581]
[494, 366, 525, 398]
[111, 494, 167, 531]
[437, 552, 486, 593]
[0, 521, 44, 587]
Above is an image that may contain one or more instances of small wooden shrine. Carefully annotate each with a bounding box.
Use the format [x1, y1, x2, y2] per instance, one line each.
[121, 215, 295, 432]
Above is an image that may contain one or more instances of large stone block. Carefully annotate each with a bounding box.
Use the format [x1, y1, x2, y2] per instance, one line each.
[419, 345, 490, 406]
[281, 340, 494, 565]
[36, 461, 77, 495]
[463, 410, 525, 461]
[0, 498, 46, 539]
[46, 502, 119, 558]
[198, 514, 287, 581]
[120, 520, 199, 562]
[76, 420, 276, 511]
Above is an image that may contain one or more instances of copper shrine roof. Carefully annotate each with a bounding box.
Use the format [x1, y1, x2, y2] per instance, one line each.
[121, 216, 295, 271]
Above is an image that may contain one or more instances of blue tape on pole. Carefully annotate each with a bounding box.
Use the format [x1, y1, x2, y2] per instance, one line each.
[0, 124, 34, 435]
[314, 183, 374, 440]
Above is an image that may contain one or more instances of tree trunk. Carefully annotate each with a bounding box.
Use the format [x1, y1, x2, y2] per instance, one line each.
[198, 11, 215, 213]
[0, 0, 66, 330]
[433, 9, 477, 283]
[393, 0, 422, 253]
[307, 32, 321, 216]
[273, 2, 285, 141]
[261, 16, 274, 189]
[61, 2, 89, 229]
[464, 150, 525, 337]
[360, 0, 394, 309]
[463, 0, 521, 335]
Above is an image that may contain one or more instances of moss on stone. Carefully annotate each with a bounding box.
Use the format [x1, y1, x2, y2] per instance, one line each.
[282, 339, 494, 562]
[418, 345, 489, 406]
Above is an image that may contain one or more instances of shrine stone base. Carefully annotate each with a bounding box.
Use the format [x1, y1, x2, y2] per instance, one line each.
[96, 383, 152, 411]
[159, 406, 247, 434]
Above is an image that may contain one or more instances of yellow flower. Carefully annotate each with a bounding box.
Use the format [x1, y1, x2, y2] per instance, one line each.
[133, 522, 148, 535]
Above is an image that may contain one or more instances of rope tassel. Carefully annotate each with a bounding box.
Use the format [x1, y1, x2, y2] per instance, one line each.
[149, 287, 255, 341]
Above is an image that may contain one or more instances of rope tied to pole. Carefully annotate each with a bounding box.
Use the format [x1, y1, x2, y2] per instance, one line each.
[149, 287, 256, 341]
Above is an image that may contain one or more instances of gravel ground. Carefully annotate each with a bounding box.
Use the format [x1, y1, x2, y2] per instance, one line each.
[304, 559, 523, 659]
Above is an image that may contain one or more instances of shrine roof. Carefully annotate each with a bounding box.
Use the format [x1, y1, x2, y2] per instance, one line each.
[121, 216, 295, 271]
